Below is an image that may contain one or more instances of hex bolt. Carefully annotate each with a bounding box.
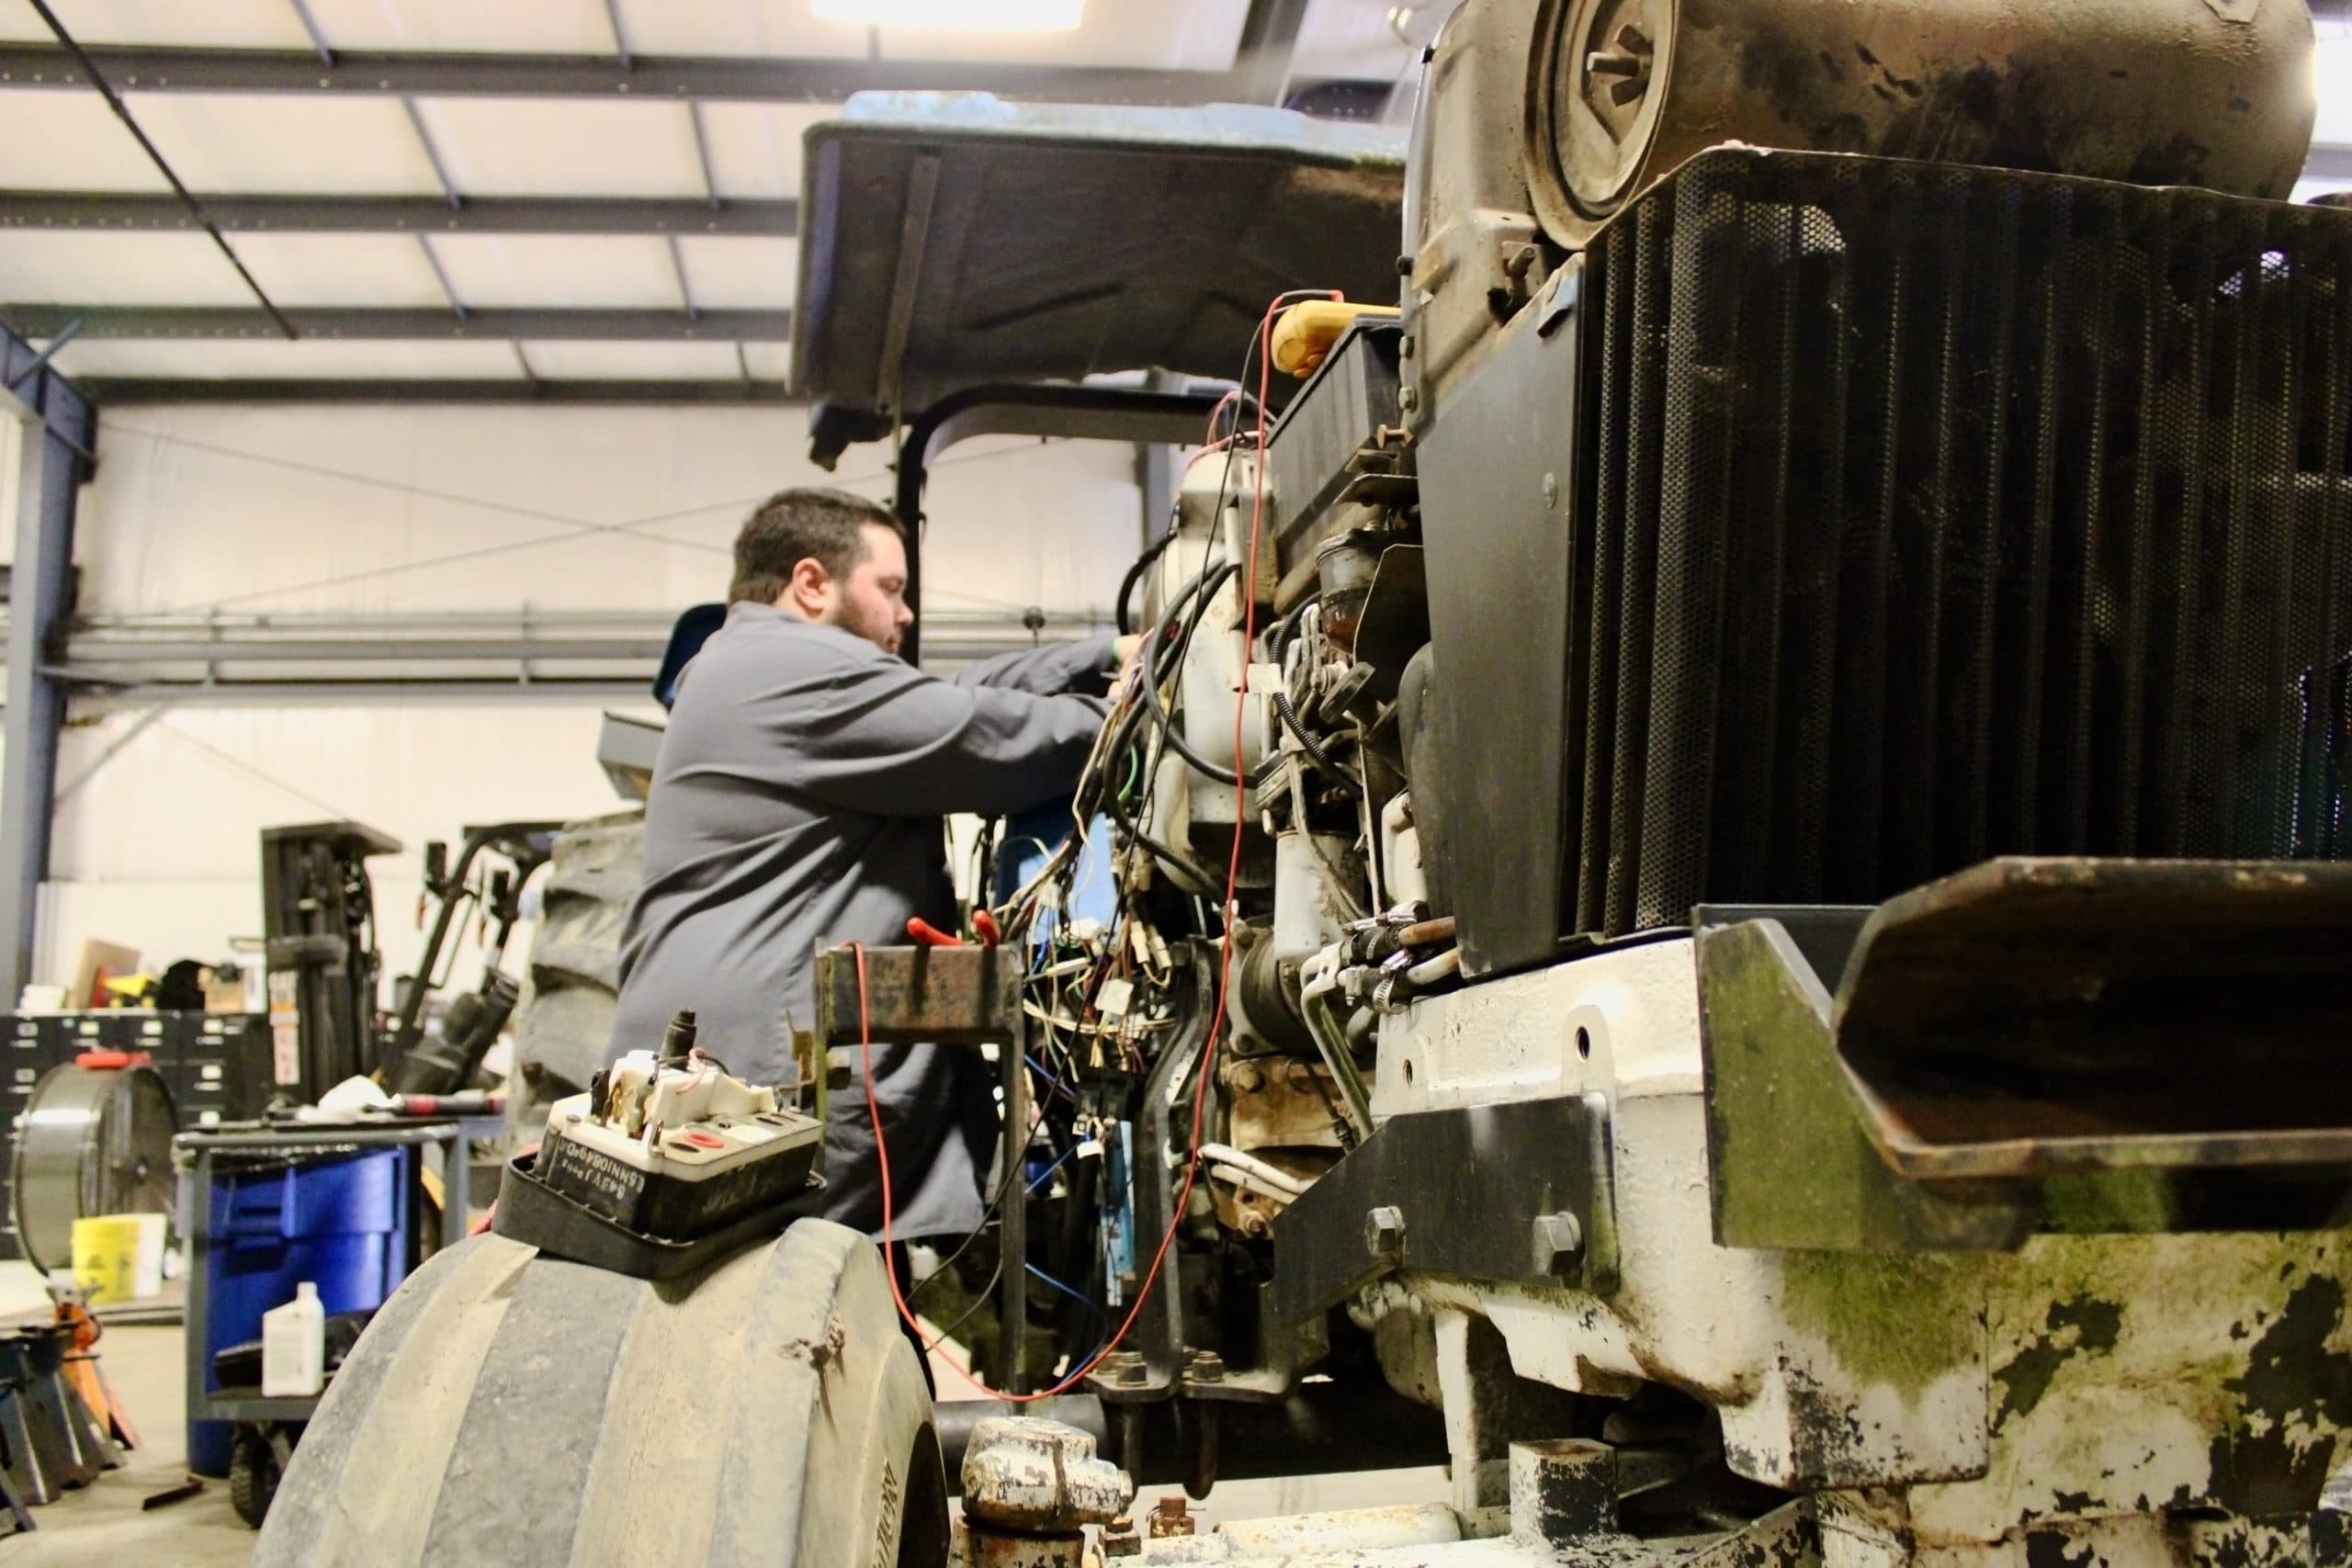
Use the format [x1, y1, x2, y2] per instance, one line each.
[1531, 1212, 1584, 1276]
[1365, 1204, 1407, 1259]
[1398, 384, 1419, 411]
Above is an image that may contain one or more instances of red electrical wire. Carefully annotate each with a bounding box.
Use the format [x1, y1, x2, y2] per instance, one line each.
[858, 289, 1340, 1404]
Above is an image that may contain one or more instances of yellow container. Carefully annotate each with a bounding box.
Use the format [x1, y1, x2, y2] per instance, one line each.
[72, 1213, 165, 1304]
[1271, 300, 1400, 378]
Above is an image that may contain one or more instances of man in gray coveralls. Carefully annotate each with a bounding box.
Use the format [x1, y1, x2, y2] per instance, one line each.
[606, 487, 1133, 1252]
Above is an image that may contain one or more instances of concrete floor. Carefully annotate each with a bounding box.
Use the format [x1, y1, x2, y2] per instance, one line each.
[0, 1261, 253, 1567]
[0, 1258, 1446, 1562]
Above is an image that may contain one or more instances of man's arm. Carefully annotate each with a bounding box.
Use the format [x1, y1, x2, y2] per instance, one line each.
[948, 633, 1132, 696]
[785, 648, 1108, 818]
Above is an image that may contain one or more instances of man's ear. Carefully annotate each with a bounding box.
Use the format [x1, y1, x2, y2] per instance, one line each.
[785, 556, 831, 612]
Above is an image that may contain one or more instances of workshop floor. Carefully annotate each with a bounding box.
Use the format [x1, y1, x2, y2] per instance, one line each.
[0, 1261, 254, 1566]
[1, 1257, 1450, 1559]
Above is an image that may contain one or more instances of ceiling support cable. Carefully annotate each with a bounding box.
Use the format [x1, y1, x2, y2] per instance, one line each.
[25, 0, 296, 339]
[286, 0, 334, 67]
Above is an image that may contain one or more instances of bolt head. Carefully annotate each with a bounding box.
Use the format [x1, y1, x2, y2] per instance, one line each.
[1542, 472, 1560, 509]
[1531, 1211, 1584, 1275]
[1397, 384, 1419, 411]
[1365, 1204, 1407, 1258]
[1574, 0, 1657, 123]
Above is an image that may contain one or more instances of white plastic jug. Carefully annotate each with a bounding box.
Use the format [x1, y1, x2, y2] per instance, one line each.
[261, 1280, 326, 1397]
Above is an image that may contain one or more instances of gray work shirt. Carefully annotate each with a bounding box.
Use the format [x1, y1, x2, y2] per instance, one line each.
[606, 602, 1114, 1239]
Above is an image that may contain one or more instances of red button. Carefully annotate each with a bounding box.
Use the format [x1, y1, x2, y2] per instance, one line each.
[681, 1130, 725, 1150]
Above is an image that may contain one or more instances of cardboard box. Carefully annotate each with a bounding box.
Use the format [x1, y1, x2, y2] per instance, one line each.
[68, 939, 140, 1011]
[203, 963, 259, 1014]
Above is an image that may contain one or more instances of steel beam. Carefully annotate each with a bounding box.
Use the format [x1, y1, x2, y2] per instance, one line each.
[62, 677, 649, 705]
[0, 42, 1278, 104]
[1135, 439, 1177, 552]
[0, 331, 93, 1003]
[0, 196, 795, 270]
[1135, 368, 1186, 550]
[25, 606, 1114, 705]
[3, 305, 788, 341]
[78, 378, 797, 404]
[1232, 0, 1311, 107]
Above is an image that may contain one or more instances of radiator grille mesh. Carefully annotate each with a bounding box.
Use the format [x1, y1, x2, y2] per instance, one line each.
[1572, 151, 2352, 936]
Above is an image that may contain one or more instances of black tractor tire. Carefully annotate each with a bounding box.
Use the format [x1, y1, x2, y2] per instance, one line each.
[508, 808, 641, 1137]
[253, 1220, 946, 1568]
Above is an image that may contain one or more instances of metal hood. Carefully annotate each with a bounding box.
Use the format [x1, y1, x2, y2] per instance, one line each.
[790, 93, 1407, 426]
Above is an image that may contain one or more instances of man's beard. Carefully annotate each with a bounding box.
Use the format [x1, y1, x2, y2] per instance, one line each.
[823, 600, 900, 657]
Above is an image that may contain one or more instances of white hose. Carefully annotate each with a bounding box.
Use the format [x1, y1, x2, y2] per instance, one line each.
[1209, 1166, 1298, 1206]
[1192, 1142, 1310, 1197]
[1405, 948, 1462, 988]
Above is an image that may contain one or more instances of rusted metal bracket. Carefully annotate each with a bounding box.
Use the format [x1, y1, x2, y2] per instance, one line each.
[1267, 1092, 1619, 1323]
[1700, 858, 2352, 1253]
[815, 942, 1025, 1047]
[815, 942, 1035, 1390]
[1835, 858, 2352, 1179]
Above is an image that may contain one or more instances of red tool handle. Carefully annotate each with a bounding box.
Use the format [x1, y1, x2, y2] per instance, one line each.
[73, 1049, 153, 1070]
[905, 918, 965, 948]
[971, 909, 1002, 947]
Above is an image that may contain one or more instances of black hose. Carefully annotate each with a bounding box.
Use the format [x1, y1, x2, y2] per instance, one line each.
[1055, 1148, 1101, 1303]
[1104, 789, 1221, 886]
[1272, 690, 1363, 795]
[1081, 557, 1232, 822]
[1154, 560, 1237, 677]
[1114, 540, 1168, 636]
[1084, 559, 1229, 818]
[1135, 561, 1283, 790]
[1140, 664, 1284, 790]
[1270, 591, 1322, 661]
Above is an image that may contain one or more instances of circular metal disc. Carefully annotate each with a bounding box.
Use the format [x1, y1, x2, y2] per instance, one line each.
[12, 1063, 177, 1274]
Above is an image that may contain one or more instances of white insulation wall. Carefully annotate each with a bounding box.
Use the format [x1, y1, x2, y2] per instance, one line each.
[29, 402, 1144, 995]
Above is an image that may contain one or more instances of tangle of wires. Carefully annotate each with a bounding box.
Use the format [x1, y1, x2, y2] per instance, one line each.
[900, 290, 1349, 1397]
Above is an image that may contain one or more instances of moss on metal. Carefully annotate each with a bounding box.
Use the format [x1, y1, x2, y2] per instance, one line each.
[1699, 921, 2023, 1253]
[2038, 1170, 2177, 1234]
[1777, 1251, 1983, 1402]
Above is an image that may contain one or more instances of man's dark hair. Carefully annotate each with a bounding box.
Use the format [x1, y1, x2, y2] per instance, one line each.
[728, 488, 904, 605]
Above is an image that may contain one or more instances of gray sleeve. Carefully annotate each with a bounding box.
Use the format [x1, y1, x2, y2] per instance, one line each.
[948, 633, 1119, 696]
[783, 650, 1106, 818]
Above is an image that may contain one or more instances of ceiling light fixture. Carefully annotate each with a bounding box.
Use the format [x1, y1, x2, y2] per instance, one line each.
[812, 0, 1084, 31]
